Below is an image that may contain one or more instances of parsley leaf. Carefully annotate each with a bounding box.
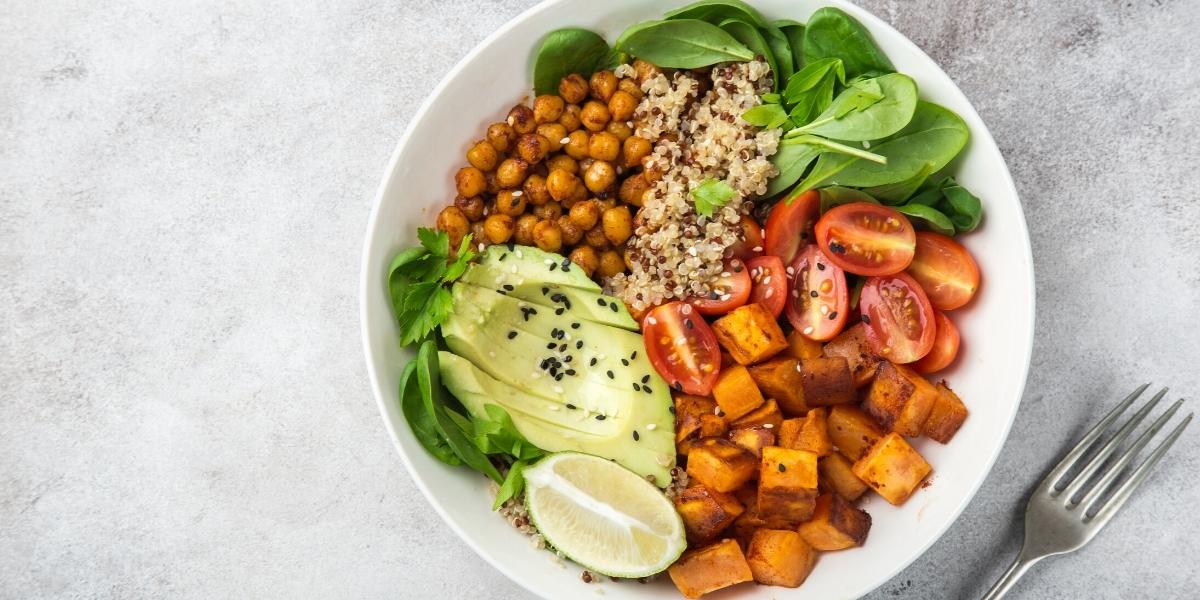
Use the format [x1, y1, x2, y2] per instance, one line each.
[691, 178, 737, 218]
[388, 228, 476, 346]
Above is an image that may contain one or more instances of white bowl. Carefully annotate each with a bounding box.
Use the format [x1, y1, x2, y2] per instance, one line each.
[360, 1, 1034, 597]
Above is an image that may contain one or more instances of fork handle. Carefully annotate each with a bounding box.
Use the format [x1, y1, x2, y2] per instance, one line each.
[981, 552, 1041, 600]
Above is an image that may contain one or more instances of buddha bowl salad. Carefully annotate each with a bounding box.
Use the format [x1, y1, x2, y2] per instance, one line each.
[389, 2, 982, 596]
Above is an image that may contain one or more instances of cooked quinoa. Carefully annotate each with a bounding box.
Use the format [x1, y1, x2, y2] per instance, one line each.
[605, 60, 780, 311]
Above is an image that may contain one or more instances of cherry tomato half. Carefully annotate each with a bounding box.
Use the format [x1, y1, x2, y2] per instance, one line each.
[815, 202, 916, 276]
[726, 216, 764, 261]
[912, 311, 960, 374]
[689, 258, 751, 316]
[642, 302, 721, 395]
[785, 244, 849, 341]
[907, 232, 980, 310]
[747, 255, 787, 318]
[859, 272, 936, 363]
[764, 190, 820, 264]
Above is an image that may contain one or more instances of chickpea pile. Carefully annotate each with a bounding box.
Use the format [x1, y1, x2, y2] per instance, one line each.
[436, 67, 658, 280]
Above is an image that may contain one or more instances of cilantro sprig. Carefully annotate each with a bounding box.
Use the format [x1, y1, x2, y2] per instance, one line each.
[388, 228, 475, 346]
[690, 178, 737, 218]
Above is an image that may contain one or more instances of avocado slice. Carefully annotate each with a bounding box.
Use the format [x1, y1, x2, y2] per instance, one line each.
[441, 282, 675, 485]
[470, 244, 601, 292]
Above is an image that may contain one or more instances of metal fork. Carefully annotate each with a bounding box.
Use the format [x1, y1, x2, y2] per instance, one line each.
[981, 384, 1192, 599]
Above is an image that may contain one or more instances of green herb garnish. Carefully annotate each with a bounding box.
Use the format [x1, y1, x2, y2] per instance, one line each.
[388, 228, 475, 346]
[691, 178, 737, 218]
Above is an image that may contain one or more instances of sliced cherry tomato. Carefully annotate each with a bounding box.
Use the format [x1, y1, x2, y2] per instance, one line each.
[907, 232, 980, 310]
[912, 311, 960, 374]
[815, 202, 916, 276]
[726, 216, 764, 260]
[764, 190, 820, 264]
[688, 258, 751, 316]
[642, 302, 721, 395]
[785, 244, 848, 341]
[859, 272, 936, 363]
[747, 255, 787, 318]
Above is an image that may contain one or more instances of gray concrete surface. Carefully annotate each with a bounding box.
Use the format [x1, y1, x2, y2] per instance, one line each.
[2, 0, 1198, 598]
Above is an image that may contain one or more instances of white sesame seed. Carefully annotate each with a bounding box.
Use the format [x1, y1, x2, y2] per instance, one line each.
[548, 405, 559, 411]
[714, 406, 723, 416]
[863, 140, 871, 149]
[646, 423, 658, 430]
[478, 243, 486, 252]
[764, 288, 773, 298]
[762, 276, 771, 285]
[786, 266, 795, 276]
[532, 371, 541, 379]
[802, 326, 814, 335]
[796, 363, 803, 373]
[554, 385, 564, 394]
[680, 304, 692, 315]
[721, 272, 731, 277]
[510, 265, 517, 274]
[675, 336, 687, 345]
[511, 190, 523, 197]
[720, 293, 731, 301]
[560, 137, 571, 144]
[752, 246, 762, 252]
[792, 289, 800, 298]
[545, 259, 554, 265]
[515, 250, 523, 258]
[647, 316, 658, 325]
[763, 423, 774, 429]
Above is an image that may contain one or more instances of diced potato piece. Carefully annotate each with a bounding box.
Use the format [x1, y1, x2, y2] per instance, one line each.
[864, 361, 938, 436]
[668, 539, 755, 599]
[852, 432, 932, 505]
[712, 364, 764, 421]
[731, 399, 782, 431]
[799, 356, 856, 406]
[822, 323, 881, 387]
[786, 329, 825, 359]
[675, 394, 728, 456]
[747, 357, 806, 416]
[746, 529, 817, 588]
[827, 405, 886, 462]
[687, 438, 759, 492]
[778, 407, 832, 456]
[679, 414, 729, 456]
[819, 453, 869, 502]
[712, 303, 789, 365]
[728, 426, 775, 458]
[675, 485, 745, 544]
[758, 447, 818, 522]
[798, 494, 872, 551]
[923, 382, 968, 443]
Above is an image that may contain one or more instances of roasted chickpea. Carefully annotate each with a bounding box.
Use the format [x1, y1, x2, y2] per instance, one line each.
[642, 155, 664, 182]
[618, 173, 651, 207]
[507, 104, 536, 135]
[483, 214, 514, 244]
[583, 160, 617, 193]
[568, 199, 601, 231]
[607, 90, 637, 122]
[537, 123, 567, 152]
[622, 136, 653, 168]
[605, 120, 633, 142]
[532, 94, 565, 124]
[546, 169, 580, 202]
[618, 78, 643, 100]
[589, 70, 618, 102]
[558, 74, 589, 104]
[484, 171, 501, 195]
[580, 100, 611, 132]
[486, 122, 517, 152]
[578, 157, 595, 174]
[569, 246, 599, 277]
[559, 104, 582, 132]
[466, 139, 499, 171]
[588, 131, 621, 162]
[523, 174, 551, 206]
[436, 206, 470, 245]
[454, 195, 485, 221]
[633, 58, 661, 85]
[557, 215, 584, 246]
[514, 214, 539, 245]
[563, 130, 590, 160]
[595, 197, 617, 211]
[545, 153, 578, 175]
[533, 201, 563, 221]
[602, 206, 633, 245]
[470, 221, 488, 246]
[495, 190, 527, 217]
[584, 226, 611, 250]
[495, 158, 529, 188]
[516, 133, 550, 164]
[532, 219, 563, 252]
[622, 247, 637, 271]
[455, 166, 486, 197]
[567, 181, 589, 203]
[598, 249, 625, 278]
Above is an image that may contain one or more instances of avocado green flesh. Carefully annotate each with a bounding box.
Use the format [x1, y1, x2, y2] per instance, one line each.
[471, 244, 600, 291]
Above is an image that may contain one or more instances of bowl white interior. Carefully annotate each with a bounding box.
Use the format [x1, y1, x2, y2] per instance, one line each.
[359, 1, 1035, 598]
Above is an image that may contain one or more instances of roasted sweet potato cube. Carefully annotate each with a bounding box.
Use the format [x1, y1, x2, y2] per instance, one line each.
[668, 538, 755, 599]
[676, 485, 745, 544]
[712, 364, 764, 421]
[799, 356, 856, 406]
[828, 405, 886, 462]
[687, 438, 759, 492]
[675, 394, 718, 444]
[864, 361, 938, 436]
[746, 529, 817, 588]
[712, 303, 789, 365]
[747, 357, 806, 416]
[679, 414, 729, 456]
[786, 329, 825, 360]
[728, 426, 775, 458]
[822, 323, 881, 387]
[923, 382, 968, 443]
[798, 494, 872, 550]
[757, 447, 818, 522]
[731, 398, 783, 431]
[778, 407, 832, 456]
[852, 432, 932, 505]
[819, 453, 869, 501]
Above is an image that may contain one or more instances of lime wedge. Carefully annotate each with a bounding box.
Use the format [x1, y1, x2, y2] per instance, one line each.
[523, 452, 686, 578]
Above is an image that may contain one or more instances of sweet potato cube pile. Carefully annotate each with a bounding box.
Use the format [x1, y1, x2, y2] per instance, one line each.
[668, 303, 970, 597]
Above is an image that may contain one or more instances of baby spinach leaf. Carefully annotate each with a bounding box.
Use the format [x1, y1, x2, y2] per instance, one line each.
[718, 19, 779, 89]
[802, 7, 894, 79]
[818, 186, 878, 213]
[765, 142, 821, 197]
[617, 19, 755, 68]
[864, 162, 933, 204]
[909, 177, 983, 233]
[741, 103, 790, 129]
[400, 360, 461, 466]
[788, 73, 917, 141]
[895, 203, 956, 235]
[493, 459, 529, 510]
[691, 178, 737, 217]
[416, 342, 503, 483]
[787, 134, 887, 164]
[773, 19, 805, 69]
[761, 24, 794, 85]
[761, 92, 781, 104]
[533, 28, 610, 95]
[663, 0, 767, 27]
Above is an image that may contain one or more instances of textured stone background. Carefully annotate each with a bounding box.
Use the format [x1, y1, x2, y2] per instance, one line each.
[2, 0, 1198, 598]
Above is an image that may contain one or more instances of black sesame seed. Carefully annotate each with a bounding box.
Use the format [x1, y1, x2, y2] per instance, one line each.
[668, 405, 676, 414]
[685, 319, 694, 329]
[554, 373, 563, 381]
[630, 351, 638, 360]
[559, 343, 567, 352]
[546, 342, 556, 350]
[733, 263, 744, 273]
[571, 322, 580, 329]
[589, 357, 598, 366]
[709, 292, 719, 300]
[499, 253, 508, 261]
[506, 242, 515, 251]
[633, 430, 640, 441]
[643, 385, 652, 394]
[566, 369, 576, 376]
[549, 263, 557, 271]
[576, 340, 583, 349]
[555, 307, 565, 315]
[673, 382, 683, 393]
[609, 302, 619, 313]
[561, 258, 572, 270]
[541, 286, 549, 295]
[565, 355, 573, 363]
[828, 311, 838, 320]
[528, 308, 538, 315]
[817, 262, 826, 271]
[597, 298, 607, 307]
[621, 358, 630, 366]
[607, 370, 614, 379]
[633, 383, 641, 391]
[566, 403, 577, 410]
[551, 293, 564, 302]
[507, 331, 517, 339]
[595, 414, 606, 421]
[502, 284, 514, 291]
[497, 290, 507, 295]
[862, 314, 871, 324]
[778, 463, 786, 472]
[641, 375, 650, 384]
[810, 290, 819, 298]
